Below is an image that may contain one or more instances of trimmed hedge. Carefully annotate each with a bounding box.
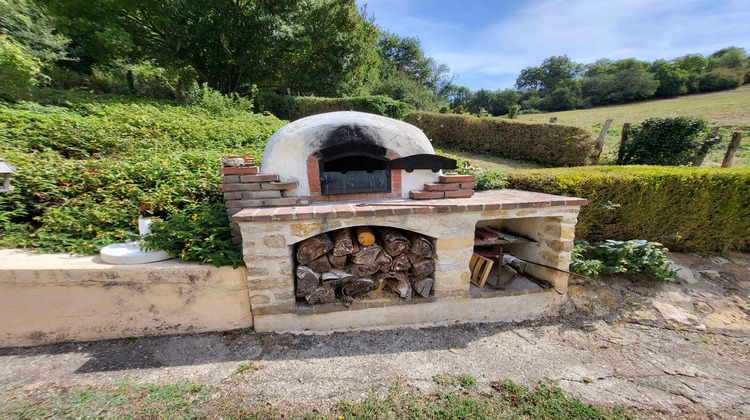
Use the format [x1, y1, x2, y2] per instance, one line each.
[406, 111, 598, 167]
[506, 166, 750, 254]
[256, 93, 411, 121]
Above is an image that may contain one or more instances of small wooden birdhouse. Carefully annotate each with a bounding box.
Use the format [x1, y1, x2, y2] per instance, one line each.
[0, 158, 17, 193]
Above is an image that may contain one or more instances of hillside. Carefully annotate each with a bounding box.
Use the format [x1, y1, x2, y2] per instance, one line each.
[517, 86, 750, 167]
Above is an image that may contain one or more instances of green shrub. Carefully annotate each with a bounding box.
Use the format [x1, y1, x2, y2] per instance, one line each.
[571, 240, 676, 282]
[621, 116, 720, 165]
[142, 202, 243, 268]
[187, 82, 255, 117]
[0, 35, 43, 100]
[507, 166, 750, 253]
[407, 111, 598, 167]
[698, 67, 745, 92]
[0, 91, 286, 259]
[256, 93, 411, 120]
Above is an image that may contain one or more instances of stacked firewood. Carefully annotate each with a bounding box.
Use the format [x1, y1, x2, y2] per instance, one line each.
[295, 227, 435, 306]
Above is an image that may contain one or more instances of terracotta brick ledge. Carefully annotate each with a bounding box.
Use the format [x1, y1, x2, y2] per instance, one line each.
[233, 189, 587, 223]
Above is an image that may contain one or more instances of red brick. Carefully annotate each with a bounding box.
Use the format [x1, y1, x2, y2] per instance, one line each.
[307, 163, 319, 171]
[409, 190, 444, 200]
[220, 175, 241, 183]
[223, 192, 243, 200]
[240, 174, 279, 183]
[444, 190, 474, 198]
[296, 197, 311, 205]
[309, 185, 322, 193]
[439, 174, 475, 183]
[242, 190, 281, 199]
[220, 183, 261, 192]
[219, 166, 259, 175]
[264, 198, 298, 207]
[261, 181, 299, 190]
[424, 182, 459, 191]
[459, 182, 475, 190]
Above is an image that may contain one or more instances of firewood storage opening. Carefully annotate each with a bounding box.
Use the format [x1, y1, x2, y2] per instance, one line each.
[294, 226, 436, 308]
[470, 217, 558, 298]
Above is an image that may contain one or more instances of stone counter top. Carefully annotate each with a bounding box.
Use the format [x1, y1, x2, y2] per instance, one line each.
[232, 189, 588, 223]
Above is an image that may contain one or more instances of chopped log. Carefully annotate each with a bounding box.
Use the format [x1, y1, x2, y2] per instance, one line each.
[385, 272, 412, 300]
[375, 250, 393, 273]
[353, 263, 380, 278]
[356, 226, 376, 246]
[332, 228, 355, 256]
[328, 253, 348, 269]
[379, 228, 409, 256]
[406, 252, 425, 265]
[305, 285, 337, 305]
[342, 295, 354, 307]
[410, 258, 435, 280]
[321, 270, 356, 289]
[307, 254, 332, 272]
[296, 234, 334, 265]
[351, 244, 382, 266]
[412, 276, 434, 297]
[296, 266, 320, 297]
[408, 233, 434, 257]
[391, 253, 411, 271]
[342, 277, 375, 297]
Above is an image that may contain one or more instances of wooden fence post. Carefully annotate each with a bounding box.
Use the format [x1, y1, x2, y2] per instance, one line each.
[692, 127, 720, 167]
[616, 123, 631, 165]
[721, 132, 743, 168]
[595, 119, 613, 160]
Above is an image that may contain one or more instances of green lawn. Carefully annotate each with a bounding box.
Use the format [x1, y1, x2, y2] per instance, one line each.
[516, 86, 750, 167]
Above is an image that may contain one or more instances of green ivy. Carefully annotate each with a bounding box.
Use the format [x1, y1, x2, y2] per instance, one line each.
[571, 239, 677, 283]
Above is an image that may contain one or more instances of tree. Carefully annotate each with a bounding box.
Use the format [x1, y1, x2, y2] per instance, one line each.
[707, 46, 748, 69]
[0, 0, 69, 64]
[649, 59, 687, 98]
[41, 0, 379, 96]
[515, 56, 581, 111]
[364, 31, 454, 109]
[581, 58, 659, 106]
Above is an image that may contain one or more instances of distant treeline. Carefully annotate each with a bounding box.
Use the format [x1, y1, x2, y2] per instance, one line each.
[447, 48, 750, 116]
[0, 0, 747, 115]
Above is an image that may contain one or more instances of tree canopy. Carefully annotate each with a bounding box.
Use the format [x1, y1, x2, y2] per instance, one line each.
[40, 0, 379, 95]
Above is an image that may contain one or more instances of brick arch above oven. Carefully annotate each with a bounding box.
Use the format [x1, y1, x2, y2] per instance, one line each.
[260, 111, 440, 198]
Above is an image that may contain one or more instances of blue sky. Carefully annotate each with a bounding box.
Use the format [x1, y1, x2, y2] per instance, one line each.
[357, 0, 750, 91]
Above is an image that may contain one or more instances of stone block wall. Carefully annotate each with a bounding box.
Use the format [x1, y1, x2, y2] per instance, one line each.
[233, 190, 587, 332]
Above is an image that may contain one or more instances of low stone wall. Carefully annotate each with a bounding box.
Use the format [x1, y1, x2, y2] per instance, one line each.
[0, 250, 252, 348]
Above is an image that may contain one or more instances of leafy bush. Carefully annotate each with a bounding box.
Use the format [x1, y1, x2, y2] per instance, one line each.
[187, 82, 255, 117]
[0, 91, 286, 260]
[571, 240, 676, 282]
[142, 202, 243, 268]
[507, 166, 750, 253]
[698, 67, 745, 92]
[621, 116, 721, 165]
[256, 93, 411, 120]
[0, 34, 43, 100]
[407, 111, 598, 167]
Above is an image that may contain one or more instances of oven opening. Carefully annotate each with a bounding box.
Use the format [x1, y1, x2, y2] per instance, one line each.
[319, 144, 392, 195]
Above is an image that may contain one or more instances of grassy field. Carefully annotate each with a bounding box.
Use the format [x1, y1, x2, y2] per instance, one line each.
[514, 85, 750, 167]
